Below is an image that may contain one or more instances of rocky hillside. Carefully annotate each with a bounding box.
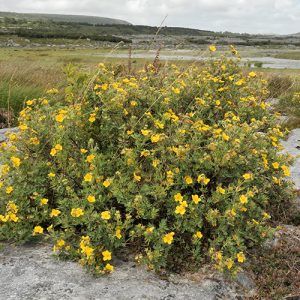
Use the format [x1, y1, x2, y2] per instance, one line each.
[0, 11, 131, 25]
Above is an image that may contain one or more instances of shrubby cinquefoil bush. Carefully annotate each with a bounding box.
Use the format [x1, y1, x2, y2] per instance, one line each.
[0, 48, 294, 275]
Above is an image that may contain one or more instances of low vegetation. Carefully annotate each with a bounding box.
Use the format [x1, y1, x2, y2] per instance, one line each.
[0, 48, 294, 279]
[266, 73, 300, 129]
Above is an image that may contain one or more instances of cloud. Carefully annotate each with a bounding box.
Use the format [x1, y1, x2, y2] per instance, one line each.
[0, 0, 299, 34]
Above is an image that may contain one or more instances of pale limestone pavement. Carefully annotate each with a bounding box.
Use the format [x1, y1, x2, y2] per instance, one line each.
[281, 128, 300, 190]
[0, 243, 241, 300]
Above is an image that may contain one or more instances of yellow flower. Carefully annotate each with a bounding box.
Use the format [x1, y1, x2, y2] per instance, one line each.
[243, 173, 253, 180]
[197, 174, 210, 185]
[130, 100, 138, 107]
[40, 198, 48, 205]
[151, 134, 160, 143]
[102, 250, 112, 261]
[222, 132, 230, 141]
[26, 100, 33, 106]
[235, 79, 245, 86]
[115, 229, 122, 239]
[7, 201, 18, 213]
[55, 144, 62, 151]
[57, 239, 65, 248]
[50, 209, 61, 217]
[82, 246, 94, 258]
[71, 208, 84, 218]
[140, 150, 150, 157]
[272, 162, 280, 169]
[195, 231, 203, 239]
[87, 195, 96, 203]
[152, 159, 160, 168]
[84, 173, 93, 182]
[141, 129, 151, 136]
[209, 45, 217, 52]
[6, 186, 13, 194]
[1, 164, 10, 175]
[163, 232, 174, 244]
[230, 209, 236, 217]
[239, 195, 248, 204]
[171, 87, 181, 94]
[105, 263, 114, 272]
[281, 165, 290, 177]
[154, 120, 164, 129]
[101, 83, 108, 90]
[50, 148, 57, 156]
[237, 252, 246, 263]
[248, 71, 257, 77]
[225, 258, 234, 269]
[8, 213, 19, 222]
[174, 193, 183, 202]
[101, 211, 111, 220]
[103, 179, 111, 188]
[230, 45, 238, 55]
[216, 186, 225, 195]
[145, 227, 154, 234]
[88, 113, 96, 123]
[33, 226, 44, 235]
[19, 124, 28, 131]
[184, 176, 193, 185]
[86, 154, 95, 163]
[216, 251, 223, 261]
[0, 215, 9, 222]
[47, 88, 59, 94]
[133, 172, 141, 182]
[8, 133, 17, 141]
[175, 204, 186, 215]
[55, 114, 65, 123]
[48, 172, 56, 178]
[127, 130, 134, 135]
[192, 194, 201, 204]
[263, 212, 271, 219]
[10, 156, 21, 167]
[80, 148, 88, 154]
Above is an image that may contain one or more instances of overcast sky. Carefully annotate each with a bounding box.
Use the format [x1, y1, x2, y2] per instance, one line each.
[0, 0, 299, 34]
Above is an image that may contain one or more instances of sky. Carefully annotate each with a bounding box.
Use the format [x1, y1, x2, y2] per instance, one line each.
[0, 0, 299, 34]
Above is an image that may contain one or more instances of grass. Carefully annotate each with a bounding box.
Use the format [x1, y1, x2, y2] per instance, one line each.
[274, 51, 300, 60]
[267, 73, 300, 129]
[0, 55, 66, 126]
[247, 226, 300, 300]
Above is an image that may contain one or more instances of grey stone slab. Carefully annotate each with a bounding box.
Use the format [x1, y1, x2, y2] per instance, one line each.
[0, 243, 240, 300]
[281, 128, 300, 190]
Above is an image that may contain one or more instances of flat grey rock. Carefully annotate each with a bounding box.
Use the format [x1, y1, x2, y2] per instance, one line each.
[0, 243, 240, 300]
[281, 128, 300, 190]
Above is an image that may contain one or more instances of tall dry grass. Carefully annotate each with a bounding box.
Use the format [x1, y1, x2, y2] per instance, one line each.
[0, 61, 64, 127]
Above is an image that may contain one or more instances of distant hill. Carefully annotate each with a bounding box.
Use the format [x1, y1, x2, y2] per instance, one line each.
[1, 11, 300, 48]
[0, 11, 131, 25]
